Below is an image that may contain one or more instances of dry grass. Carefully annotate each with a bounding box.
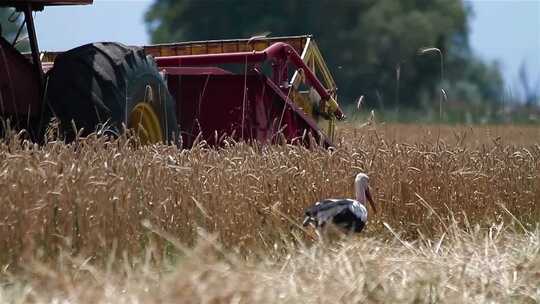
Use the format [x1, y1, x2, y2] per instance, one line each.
[0, 123, 538, 303]
[3, 224, 539, 303]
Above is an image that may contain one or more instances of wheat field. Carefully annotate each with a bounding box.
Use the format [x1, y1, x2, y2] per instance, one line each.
[0, 122, 538, 303]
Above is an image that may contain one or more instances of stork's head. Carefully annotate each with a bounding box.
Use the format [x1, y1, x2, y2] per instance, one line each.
[355, 173, 376, 213]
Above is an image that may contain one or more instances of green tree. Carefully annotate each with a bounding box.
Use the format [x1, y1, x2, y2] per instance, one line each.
[145, 0, 503, 111]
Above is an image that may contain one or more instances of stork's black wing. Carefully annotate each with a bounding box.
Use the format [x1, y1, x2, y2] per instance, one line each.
[331, 207, 366, 232]
[304, 199, 356, 227]
[304, 199, 366, 232]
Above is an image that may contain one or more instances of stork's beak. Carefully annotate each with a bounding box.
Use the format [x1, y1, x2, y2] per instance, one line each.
[365, 186, 377, 214]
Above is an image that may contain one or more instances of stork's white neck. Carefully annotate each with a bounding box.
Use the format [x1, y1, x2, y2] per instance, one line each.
[355, 184, 366, 205]
[354, 174, 369, 205]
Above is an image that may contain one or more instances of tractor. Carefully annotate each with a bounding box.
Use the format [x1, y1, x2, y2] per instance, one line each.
[0, 0, 345, 148]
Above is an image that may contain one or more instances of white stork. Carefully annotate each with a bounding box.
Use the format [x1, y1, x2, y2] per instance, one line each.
[303, 173, 377, 233]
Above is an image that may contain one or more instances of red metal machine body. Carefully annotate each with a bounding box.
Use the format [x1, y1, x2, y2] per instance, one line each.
[0, 0, 93, 137]
[1, 0, 344, 147]
[0, 36, 41, 119]
[151, 41, 344, 147]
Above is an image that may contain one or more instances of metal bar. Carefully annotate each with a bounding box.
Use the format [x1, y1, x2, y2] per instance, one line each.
[1, 1, 92, 8]
[269, 43, 344, 119]
[262, 76, 332, 148]
[268, 43, 330, 101]
[23, 3, 46, 140]
[291, 36, 311, 86]
[145, 35, 309, 50]
[23, 4, 43, 84]
[160, 67, 233, 75]
[155, 52, 267, 66]
[308, 40, 337, 93]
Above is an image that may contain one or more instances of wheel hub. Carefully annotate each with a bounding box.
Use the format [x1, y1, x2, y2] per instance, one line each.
[128, 102, 163, 144]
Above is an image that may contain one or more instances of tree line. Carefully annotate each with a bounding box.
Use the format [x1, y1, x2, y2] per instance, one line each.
[144, 0, 506, 113]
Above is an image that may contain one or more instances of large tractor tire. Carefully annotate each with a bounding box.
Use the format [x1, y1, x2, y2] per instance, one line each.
[45, 42, 178, 144]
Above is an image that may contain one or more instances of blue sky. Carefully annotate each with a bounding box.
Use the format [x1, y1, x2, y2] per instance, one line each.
[467, 0, 540, 93]
[33, 0, 540, 93]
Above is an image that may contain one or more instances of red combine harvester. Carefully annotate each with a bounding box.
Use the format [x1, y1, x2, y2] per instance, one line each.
[1, 0, 345, 148]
